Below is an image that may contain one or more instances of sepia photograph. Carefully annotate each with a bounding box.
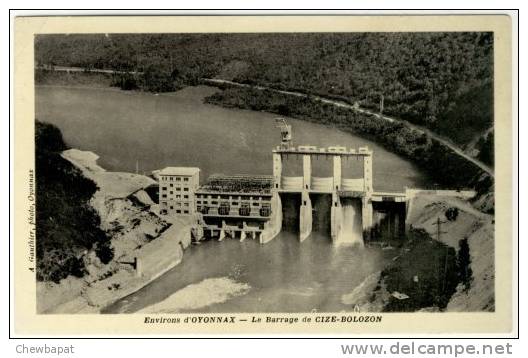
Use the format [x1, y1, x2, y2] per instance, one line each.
[12, 14, 515, 335]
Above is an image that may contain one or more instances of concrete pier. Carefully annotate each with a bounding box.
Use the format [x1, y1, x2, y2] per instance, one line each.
[333, 155, 341, 191]
[330, 193, 342, 242]
[273, 153, 282, 189]
[361, 196, 373, 238]
[219, 221, 227, 241]
[299, 191, 313, 242]
[260, 192, 283, 244]
[363, 154, 373, 193]
[303, 155, 311, 190]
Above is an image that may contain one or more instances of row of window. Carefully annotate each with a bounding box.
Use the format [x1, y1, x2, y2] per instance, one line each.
[161, 194, 190, 199]
[161, 187, 190, 193]
[161, 176, 190, 182]
[196, 194, 271, 201]
[161, 184, 191, 190]
[161, 201, 190, 207]
[197, 200, 264, 207]
[197, 205, 271, 217]
[161, 209, 190, 215]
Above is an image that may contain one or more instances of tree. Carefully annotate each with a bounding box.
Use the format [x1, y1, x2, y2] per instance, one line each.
[457, 237, 473, 291]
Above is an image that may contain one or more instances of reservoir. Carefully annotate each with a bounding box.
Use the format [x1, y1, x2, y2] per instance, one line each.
[36, 85, 429, 313]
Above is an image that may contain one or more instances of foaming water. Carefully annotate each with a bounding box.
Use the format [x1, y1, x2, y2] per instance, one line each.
[336, 203, 364, 247]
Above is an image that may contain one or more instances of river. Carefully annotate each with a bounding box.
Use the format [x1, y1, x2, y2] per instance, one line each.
[36, 85, 429, 313]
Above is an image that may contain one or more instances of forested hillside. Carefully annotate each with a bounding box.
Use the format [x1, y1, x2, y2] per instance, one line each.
[36, 121, 113, 282]
[205, 86, 493, 196]
[35, 33, 494, 163]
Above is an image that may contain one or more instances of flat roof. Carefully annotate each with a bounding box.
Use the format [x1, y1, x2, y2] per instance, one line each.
[159, 167, 200, 176]
[198, 174, 273, 194]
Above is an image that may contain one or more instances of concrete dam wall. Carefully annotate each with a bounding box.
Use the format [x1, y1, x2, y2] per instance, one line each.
[279, 192, 366, 245]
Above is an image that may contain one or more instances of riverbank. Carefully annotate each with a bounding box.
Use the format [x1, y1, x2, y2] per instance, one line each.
[340, 193, 494, 312]
[203, 85, 494, 212]
[36, 69, 114, 88]
[37, 149, 193, 313]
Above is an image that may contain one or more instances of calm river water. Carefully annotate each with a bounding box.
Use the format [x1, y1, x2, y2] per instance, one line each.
[36, 85, 428, 313]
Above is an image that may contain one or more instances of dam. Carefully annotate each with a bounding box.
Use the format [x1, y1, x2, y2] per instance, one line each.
[158, 118, 409, 245]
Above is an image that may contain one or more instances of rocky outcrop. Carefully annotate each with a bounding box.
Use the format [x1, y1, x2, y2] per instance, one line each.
[406, 194, 495, 312]
[37, 149, 192, 313]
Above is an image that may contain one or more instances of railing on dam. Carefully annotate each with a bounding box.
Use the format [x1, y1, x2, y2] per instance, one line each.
[281, 176, 303, 191]
[311, 177, 333, 192]
[342, 178, 365, 192]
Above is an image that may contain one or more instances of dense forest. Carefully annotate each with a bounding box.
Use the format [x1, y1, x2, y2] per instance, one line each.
[35, 33, 494, 160]
[36, 121, 113, 282]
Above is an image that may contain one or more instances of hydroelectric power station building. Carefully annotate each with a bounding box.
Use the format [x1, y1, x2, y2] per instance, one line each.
[159, 119, 408, 244]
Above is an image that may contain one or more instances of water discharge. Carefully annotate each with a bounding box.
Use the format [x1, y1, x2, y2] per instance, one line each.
[336, 200, 364, 247]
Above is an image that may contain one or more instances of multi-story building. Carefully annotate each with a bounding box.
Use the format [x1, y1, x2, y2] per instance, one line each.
[195, 174, 274, 239]
[158, 167, 200, 216]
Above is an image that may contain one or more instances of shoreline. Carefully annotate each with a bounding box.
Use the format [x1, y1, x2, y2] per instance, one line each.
[37, 148, 193, 314]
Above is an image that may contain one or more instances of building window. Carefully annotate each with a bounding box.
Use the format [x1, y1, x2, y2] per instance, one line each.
[176, 210, 181, 214]
[183, 210, 189, 214]
[162, 194, 167, 198]
[170, 206, 174, 209]
[176, 177, 181, 181]
[184, 202, 189, 207]
[170, 191, 173, 194]
[176, 195, 181, 199]
[176, 187, 181, 191]
[252, 202, 260, 206]
[184, 187, 189, 192]
[184, 178, 189, 182]
[170, 183, 173, 187]
[239, 203, 250, 216]
[260, 204, 271, 217]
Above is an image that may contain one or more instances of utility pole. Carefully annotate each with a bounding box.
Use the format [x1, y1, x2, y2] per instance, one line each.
[432, 217, 449, 292]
